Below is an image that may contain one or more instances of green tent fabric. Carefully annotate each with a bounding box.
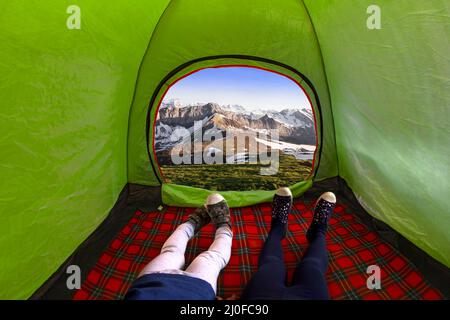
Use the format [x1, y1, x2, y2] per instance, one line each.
[0, 0, 448, 299]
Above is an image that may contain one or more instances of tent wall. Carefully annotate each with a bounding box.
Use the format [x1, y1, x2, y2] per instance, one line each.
[1, 0, 448, 300]
[127, 0, 338, 187]
[0, 1, 168, 299]
[305, 0, 450, 267]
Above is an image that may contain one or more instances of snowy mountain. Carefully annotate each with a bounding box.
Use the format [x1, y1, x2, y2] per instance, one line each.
[222, 104, 247, 114]
[250, 108, 313, 128]
[155, 101, 316, 164]
[160, 98, 183, 109]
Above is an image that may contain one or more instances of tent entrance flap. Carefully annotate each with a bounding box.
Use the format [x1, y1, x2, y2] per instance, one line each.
[146, 58, 324, 207]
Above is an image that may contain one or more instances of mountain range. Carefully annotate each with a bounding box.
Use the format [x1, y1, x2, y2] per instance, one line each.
[155, 101, 316, 164]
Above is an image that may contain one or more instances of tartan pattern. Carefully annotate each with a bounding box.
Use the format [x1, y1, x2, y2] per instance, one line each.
[73, 200, 443, 300]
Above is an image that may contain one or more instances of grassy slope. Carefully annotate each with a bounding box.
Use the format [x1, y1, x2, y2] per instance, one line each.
[161, 153, 312, 191]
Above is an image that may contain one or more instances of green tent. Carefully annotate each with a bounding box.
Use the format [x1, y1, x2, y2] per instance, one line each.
[1, 0, 449, 299]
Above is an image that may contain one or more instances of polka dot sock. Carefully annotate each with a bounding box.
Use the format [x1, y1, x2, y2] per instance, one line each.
[271, 194, 293, 237]
[306, 197, 335, 242]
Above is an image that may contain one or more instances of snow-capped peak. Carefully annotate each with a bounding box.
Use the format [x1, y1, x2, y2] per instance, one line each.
[249, 108, 313, 128]
[222, 104, 247, 114]
[161, 98, 183, 109]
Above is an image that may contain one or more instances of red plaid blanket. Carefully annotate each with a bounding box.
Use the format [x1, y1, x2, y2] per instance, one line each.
[73, 199, 443, 300]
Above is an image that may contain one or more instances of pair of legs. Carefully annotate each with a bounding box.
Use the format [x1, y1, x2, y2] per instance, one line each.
[242, 189, 335, 300]
[137, 194, 232, 294]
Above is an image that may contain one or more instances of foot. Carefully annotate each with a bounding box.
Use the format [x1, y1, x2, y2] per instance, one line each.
[206, 194, 231, 229]
[306, 192, 336, 242]
[271, 187, 293, 237]
[187, 204, 211, 234]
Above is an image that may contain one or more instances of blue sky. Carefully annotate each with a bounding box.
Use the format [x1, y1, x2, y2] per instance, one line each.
[163, 67, 311, 111]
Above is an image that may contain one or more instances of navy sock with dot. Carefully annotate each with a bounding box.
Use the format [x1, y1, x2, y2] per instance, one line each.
[271, 194, 293, 238]
[306, 198, 335, 242]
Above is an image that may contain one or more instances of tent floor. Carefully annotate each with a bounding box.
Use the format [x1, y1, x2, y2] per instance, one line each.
[34, 179, 449, 299]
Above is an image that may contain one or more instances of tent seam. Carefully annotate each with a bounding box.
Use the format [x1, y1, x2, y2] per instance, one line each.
[301, 0, 340, 177]
[125, 0, 174, 184]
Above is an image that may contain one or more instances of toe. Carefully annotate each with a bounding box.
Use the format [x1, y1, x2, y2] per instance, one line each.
[207, 193, 225, 205]
[275, 187, 292, 197]
[319, 192, 336, 203]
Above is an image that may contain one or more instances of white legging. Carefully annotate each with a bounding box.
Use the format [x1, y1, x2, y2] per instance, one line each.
[138, 222, 233, 293]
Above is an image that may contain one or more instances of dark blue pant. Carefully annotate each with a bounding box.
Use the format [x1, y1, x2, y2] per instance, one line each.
[242, 223, 329, 300]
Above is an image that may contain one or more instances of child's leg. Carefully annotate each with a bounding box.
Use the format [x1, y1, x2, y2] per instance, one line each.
[185, 226, 233, 293]
[138, 222, 194, 277]
[138, 203, 211, 277]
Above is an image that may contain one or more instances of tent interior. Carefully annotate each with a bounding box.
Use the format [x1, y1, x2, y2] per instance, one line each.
[1, 0, 449, 299]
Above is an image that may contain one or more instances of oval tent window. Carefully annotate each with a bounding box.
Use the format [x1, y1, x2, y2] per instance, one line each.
[153, 66, 317, 191]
